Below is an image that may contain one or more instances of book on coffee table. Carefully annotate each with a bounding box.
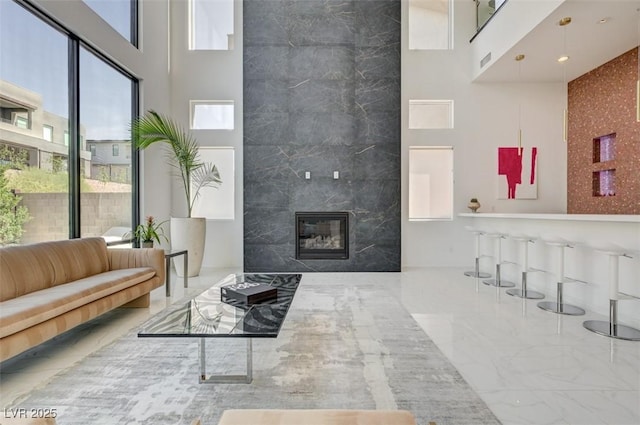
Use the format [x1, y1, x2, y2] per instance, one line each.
[221, 281, 278, 305]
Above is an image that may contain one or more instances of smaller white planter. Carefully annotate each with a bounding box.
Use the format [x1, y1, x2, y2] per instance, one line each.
[170, 217, 206, 277]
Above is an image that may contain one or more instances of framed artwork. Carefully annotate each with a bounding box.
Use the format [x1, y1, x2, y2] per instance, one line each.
[497, 147, 538, 199]
[191, 147, 235, 219]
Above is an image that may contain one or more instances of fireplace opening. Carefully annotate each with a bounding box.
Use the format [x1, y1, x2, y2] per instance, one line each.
[295, 212, 349, 260]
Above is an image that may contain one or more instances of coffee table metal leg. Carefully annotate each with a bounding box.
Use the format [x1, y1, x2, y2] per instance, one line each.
[165, 257, 171, 297]
[183, 253, 188, 288]
[199, 338, 253, 384]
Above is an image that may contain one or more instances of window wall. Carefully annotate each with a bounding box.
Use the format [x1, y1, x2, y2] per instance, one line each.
[83, 0, 137, 45]
[0, 0, 138, 245]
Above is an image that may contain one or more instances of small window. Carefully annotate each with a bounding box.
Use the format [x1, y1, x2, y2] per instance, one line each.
[90, 145, 96, 157]
[112, 144, 119, 156]
[189, 0, 234, 50]
[15, 116, 29, 129]
[43, 125, 53, 141]
[409, 100, 454, 129]
[409, 0, 453, 50]
[190, 101, 234, 130]
[408, 146, 454, 220]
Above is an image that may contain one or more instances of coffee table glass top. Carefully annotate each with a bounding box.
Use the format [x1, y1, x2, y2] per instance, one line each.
[138, 273, 302, 338]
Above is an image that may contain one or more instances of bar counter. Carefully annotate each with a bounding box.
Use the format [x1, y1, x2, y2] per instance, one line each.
[458, 212, 640, 329]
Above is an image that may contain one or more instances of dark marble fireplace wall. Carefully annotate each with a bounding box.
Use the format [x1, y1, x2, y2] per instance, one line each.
[243, 0, 400, 272]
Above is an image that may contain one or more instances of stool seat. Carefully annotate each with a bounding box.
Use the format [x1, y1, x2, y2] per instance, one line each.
[583, 249, 640, 341]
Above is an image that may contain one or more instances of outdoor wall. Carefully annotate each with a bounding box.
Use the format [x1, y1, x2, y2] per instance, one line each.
[567, 47, 640, 214]
[19, 193, 130, 244]
[243, 0, 401, 272]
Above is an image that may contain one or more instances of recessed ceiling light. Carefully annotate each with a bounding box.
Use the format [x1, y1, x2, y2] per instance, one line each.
[558, 55, 570, 63]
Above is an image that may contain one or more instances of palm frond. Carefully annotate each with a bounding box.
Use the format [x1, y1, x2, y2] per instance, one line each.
[132, 110, 223, 217]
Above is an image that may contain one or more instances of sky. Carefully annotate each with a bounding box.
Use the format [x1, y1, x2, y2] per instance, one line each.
[0, 0, 133, 140]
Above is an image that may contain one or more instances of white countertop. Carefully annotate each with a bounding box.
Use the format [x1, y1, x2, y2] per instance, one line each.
[458, 213, 640, 223]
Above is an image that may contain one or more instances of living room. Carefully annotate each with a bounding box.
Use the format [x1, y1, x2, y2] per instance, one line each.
[1, 0, 639, 424]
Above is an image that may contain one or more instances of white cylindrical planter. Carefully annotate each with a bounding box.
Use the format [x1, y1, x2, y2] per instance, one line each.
[170, 217, 206, 277]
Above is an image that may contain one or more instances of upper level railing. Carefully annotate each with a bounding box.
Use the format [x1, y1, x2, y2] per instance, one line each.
[471, 0, 508, 42]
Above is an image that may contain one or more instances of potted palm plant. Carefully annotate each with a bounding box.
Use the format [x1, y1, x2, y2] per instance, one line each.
[132, 110, 222, 276]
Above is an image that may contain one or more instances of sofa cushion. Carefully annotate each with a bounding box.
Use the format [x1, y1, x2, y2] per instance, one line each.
[0, 237, 110, 301]
[217, 410, 417, 425]
[0, 267, 155, 339]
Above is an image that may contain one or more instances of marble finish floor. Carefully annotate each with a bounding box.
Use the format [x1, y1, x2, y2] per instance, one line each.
[2, 267, 639, 424]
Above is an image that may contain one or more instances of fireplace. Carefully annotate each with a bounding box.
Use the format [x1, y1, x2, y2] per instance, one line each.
[295, 212, 349, 260]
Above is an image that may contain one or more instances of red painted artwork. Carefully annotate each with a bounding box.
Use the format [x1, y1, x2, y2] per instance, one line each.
[498, 147, 538, 199]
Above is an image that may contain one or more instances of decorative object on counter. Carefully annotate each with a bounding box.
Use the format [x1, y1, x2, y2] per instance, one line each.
[467, 198, 481, 213]
[132, 216, 168, 248]
[497, 146, 538, 199]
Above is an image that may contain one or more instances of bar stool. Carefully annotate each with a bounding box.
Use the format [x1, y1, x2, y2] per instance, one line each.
[482, 233, 516, 288]
[463, 227, 492, 279]
[506, 235, 545, 299]
[537, 240, 585, 316]
[583, 249, 640, 341]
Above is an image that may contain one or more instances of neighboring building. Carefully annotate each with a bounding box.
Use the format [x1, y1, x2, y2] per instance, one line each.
[0, 80, 91, 176]
[87, 139, 132, 183]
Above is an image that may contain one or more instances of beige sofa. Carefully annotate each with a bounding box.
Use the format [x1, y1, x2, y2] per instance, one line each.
[216, 410, 418, 425]
[0, 237, 165, 362]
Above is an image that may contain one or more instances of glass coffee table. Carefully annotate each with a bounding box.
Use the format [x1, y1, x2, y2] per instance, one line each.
[138, 273, 302, 384]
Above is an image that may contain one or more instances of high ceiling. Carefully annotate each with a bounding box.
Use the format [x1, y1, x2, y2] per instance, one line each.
[475, 0, 640, 83]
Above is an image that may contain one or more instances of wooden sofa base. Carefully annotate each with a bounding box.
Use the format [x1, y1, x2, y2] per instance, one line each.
[0, 280, 156, 362]
[217, 410, 417, 425]
[122, 293, 151, 308]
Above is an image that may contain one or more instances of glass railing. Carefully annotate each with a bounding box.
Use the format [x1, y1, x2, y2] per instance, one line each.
[471, 0, 508, 42]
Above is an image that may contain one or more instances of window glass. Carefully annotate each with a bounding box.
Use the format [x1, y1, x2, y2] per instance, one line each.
[409, 100, 454, 129]
[409, 0, 452, 50]
[43, 125, 53, 141]
[0, 0, 70, 243]
[15, 116, 28, 128]
[190, 0, 234, 50]
[83, 0, 135, 44]
[190, 101, 234, 129]
[408, 146, 453, 220]
[80, 47, 133, 237]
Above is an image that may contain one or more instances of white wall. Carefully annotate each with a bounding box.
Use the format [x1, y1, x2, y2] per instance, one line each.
[401, 0, 567, 268]
[470, 0, 564, 80]
[169, 0, 243, 268]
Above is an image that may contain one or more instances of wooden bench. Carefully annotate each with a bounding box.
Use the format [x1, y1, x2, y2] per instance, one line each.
[217, 409, 417, 425]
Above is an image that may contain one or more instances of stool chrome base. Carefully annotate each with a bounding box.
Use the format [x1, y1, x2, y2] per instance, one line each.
[507, 288, 545, 299]
[583, 320, 640, 341]
[483, 278, 516, 288]
[482, 264, 515, 287]
[583, 300, 640, 341]
[464, 271, 491, 278]
[464, 258, 491, 279]
[506, 272, 545, 299]
[537, 301, 585, 316]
